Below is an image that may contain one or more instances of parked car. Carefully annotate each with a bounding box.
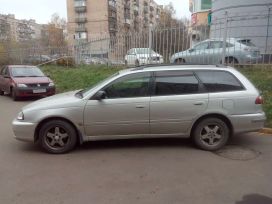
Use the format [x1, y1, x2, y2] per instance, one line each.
[12, 65, 265, 154]
[170, 38, 262, 65]
[125, 48, 164, 66]
[0, 65, 55, 100]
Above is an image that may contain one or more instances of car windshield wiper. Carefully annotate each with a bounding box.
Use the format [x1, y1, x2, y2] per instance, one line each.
[75, 90, 84, 99]
[13, 76, 28, 78]
[26, 76, 43, 77]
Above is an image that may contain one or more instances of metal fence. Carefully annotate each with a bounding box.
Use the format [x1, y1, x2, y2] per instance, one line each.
[0, 11, 271, 67]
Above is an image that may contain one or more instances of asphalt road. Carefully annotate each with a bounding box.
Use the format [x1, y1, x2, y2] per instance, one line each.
[0, 95, 272, 204]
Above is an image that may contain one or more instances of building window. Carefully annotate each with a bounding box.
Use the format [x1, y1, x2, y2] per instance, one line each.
[74, 0, 86, 7]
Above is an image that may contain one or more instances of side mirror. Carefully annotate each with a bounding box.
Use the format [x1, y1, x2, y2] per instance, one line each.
[93, 91, 107, 100]
[47, 75, 51, 78]
[189, 49, 195, 53]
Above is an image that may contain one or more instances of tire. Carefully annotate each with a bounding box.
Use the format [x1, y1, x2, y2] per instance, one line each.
[11, 88, 18, 101]
[175, 58, 185, 64]
[193, 118, 230, 151]
[39, 120, 77, 154]
[135, 60, 140, 67]
[0, 89, 4, 96]
[125, 60, 128, 66]
[226, 57, 238, 65]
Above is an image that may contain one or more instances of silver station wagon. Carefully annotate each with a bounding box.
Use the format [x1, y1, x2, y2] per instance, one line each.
[12, 65, 266, 154]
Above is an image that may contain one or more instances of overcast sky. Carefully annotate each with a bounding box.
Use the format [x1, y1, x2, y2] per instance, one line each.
[0, 0, 190, 24]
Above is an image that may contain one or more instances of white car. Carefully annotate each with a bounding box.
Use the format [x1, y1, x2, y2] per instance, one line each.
[125, 48, 164, 66]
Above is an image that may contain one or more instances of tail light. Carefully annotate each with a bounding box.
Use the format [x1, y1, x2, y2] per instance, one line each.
[255, 96, 264, 104]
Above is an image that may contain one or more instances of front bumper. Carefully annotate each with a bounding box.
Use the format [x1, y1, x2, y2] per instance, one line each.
[139, 58, 164, 65]
[230, 112, 266, 134]
[14, 86, 55, 97]
[12, 119, 37, 142]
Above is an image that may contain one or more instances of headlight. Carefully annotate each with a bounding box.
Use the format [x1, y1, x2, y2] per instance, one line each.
[17, 112, 24, 120]
[49, 82, 55, 87]
[17, 84, 27, 88]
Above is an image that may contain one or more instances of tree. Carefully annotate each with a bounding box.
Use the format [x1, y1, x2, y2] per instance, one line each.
[50, 13, 67, 30]
[153, 3, 190, 62]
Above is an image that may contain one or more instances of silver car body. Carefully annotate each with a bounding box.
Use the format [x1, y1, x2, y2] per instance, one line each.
[13, 65, 266, 143]
[125, 48, 164, 66]
[170, 38, 262, 64]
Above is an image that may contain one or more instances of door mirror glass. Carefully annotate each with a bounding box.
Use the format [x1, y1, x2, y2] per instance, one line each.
[93, 91, 107, 100]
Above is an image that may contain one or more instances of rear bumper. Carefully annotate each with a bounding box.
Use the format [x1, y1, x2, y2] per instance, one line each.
[230, 112, 266, 134]
[12, 119, 37, 142]
[14, 86, 55, 97]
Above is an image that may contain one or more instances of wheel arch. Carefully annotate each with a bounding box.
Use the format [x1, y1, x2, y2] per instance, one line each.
[225, 56, 239, 64]
[190, 113, 234, 137]
[34, 117, 83, 144]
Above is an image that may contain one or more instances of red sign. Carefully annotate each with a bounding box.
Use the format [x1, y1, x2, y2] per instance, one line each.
[191, 13, 197, 25]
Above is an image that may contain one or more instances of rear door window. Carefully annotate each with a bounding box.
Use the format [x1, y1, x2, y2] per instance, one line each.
[195, 71, 244, 92]
[154, 71, 200, 96]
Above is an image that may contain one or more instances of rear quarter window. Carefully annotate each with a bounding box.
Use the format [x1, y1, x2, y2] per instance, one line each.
[195, 71, 244, 92]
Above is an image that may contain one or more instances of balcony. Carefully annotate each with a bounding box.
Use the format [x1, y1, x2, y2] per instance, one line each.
[108, 0, 117, 11]
[109, 26, 117, 32]
[124, 2, 130, 9]
[74, 6, 87, 13]
[75, 26, 87, 32]
[133, 5, 139, 13]
[75, 17, 87, 23]
[124, 18, 131, 26]
[144, 6, 149, 13]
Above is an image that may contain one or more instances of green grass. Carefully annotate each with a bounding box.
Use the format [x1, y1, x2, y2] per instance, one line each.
[41, 65, 123, 93]
[41, 64, 272, 127]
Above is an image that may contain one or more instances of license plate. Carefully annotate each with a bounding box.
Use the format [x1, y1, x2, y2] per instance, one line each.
[33, 89, 46, 93]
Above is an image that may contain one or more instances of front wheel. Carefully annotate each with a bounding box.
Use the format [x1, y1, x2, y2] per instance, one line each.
[11, 88, 18, 101]
[0, 89, 4, 96]
[135, 60, 140, 67]
[193, 118, 230, 151]
[39, 120, 77, 154]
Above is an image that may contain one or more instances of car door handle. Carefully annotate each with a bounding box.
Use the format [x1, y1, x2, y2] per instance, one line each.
[194, 102, 204, 106]
[136, 105, 145, 109]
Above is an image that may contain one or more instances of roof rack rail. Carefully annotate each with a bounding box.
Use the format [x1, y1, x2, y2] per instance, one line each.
[215, 64, 228, 68]
[131, 63, 222, 70]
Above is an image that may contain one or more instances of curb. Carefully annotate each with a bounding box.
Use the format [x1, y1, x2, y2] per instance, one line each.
[259, 128, 272, 135]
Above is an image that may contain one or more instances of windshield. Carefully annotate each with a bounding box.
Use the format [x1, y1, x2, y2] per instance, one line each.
[238, 39, 256, 47]
[11, 67, 45, 77]
[136, 48, 156, 55]
[79, 72, 120, 98]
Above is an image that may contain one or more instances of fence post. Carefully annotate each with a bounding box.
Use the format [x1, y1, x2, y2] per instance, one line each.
[221, 11, 228, 65]
[149, 24, 153, 63]
[265, 7, 271, 54]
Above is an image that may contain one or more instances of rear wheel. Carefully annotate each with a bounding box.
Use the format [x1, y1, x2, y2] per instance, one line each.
[0, 89, 4, 96]
[39, 120, 77, 154]
[193, 118, 230, 151]
[175, 58, 185, 64]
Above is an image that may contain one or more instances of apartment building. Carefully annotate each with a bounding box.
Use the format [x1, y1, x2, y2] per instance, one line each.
[67, 0, 162, 47]
[0, 14, 42, 42]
